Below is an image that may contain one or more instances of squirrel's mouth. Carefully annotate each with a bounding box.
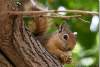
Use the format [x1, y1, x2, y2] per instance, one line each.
[66, 48, 72, 51]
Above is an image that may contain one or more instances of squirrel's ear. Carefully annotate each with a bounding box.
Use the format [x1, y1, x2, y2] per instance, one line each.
[58, 23, 64, 33]
[58, 23, 71, 33]
[55, 24, 63, 33]
[55, 24, 59, 29]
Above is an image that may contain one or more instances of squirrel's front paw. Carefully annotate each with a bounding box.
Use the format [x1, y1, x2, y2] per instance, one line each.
[60, 54, 72, 64]
[66, 56, 72, 64]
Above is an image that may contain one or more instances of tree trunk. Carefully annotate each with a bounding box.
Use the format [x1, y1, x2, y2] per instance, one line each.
[0, 0, 63, 67]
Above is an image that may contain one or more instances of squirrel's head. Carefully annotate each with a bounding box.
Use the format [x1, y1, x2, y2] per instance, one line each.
[56, 23, 77, 51]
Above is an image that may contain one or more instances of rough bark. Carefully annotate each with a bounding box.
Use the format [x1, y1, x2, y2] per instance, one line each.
[0, 0, 63, 67]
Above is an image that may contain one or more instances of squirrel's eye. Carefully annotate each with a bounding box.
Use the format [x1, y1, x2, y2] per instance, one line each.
[63, 34, 68, 40]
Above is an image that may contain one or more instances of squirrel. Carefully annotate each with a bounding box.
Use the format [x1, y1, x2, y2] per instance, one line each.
[45, 24, 77, 64]
[24, 0, 77, 64]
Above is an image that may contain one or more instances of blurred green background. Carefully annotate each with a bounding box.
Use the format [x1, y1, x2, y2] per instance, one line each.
[28, 0, 99, 67]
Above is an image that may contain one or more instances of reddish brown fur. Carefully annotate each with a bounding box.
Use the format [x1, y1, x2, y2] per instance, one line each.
[46, 25, 76, 64]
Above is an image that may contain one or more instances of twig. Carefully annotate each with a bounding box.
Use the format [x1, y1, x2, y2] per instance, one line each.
[23, 15, 82, 19]
[54, 10, 98, 15]
[7, 9, 98, 15]
[43, 15, 82, 19]
[78, 18, 90, 23]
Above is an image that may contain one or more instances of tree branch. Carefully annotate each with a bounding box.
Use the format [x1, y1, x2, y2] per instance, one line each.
[8, 9, 98, 15]
[0, 0, 63, 67]
[43, 15, 82, 19]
